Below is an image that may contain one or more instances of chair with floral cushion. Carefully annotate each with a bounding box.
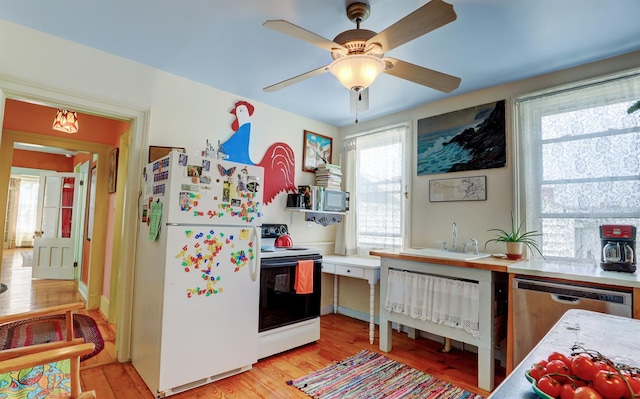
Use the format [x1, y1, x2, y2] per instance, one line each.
[0, 302, 96, 398]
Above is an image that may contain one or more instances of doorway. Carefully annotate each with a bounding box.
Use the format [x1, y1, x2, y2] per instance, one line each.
[0, 82, 148, 362]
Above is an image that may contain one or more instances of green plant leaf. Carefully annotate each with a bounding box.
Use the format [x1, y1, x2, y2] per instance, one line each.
[484, 212, 545, 258]
[627, 100, 640, 114]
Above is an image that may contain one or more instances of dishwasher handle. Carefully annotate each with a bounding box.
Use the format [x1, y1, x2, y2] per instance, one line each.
[551, 294, 581, 305]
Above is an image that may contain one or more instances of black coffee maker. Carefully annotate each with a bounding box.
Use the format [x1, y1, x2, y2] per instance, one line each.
[599, 224, 636, 273]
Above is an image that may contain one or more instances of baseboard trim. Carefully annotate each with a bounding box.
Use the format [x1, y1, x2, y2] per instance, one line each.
[99, 295, 109, 319]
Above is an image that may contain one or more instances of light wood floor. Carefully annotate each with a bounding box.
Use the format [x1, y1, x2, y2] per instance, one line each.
[1, 248, 505, 398]
[0, 248, 117, 368]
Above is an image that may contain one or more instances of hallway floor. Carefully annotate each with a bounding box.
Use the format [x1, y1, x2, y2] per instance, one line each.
[0, 248, 117, 368]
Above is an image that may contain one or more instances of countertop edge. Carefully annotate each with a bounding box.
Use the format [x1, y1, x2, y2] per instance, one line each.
[369, 250, 517, 273]
[509, 260, 640, 288]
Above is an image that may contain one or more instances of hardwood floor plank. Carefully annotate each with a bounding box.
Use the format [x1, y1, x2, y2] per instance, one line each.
[81, 367, 116, 399]
[122, 362, 157, 399]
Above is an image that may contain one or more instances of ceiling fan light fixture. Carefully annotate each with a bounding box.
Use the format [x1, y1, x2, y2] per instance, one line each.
[52, 109, 79, 133]
[329, 54, 385, 91]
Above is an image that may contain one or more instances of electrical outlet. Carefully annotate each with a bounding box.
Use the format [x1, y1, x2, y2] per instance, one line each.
[307, 221, 314, 228]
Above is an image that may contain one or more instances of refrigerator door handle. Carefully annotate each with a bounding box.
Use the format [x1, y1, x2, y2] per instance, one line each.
[250, 226, 261, 282]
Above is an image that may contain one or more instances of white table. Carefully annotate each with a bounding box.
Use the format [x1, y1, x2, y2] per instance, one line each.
[321, 255, 381, 344]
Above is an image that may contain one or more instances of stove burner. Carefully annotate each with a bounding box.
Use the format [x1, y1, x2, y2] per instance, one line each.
[285, 247, 308, 251]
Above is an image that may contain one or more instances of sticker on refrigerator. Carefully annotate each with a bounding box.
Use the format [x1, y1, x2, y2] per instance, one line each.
[217, 164, 235, 176]
[202, 159, 210, 172]
[187, 165, 202, 176]
[175, 228, 249, 298]
[179, 192, 190, 211]
[180, 184, 200, 192]
[153, 184, 166, 195]
[178, 153, 188, 166]
[222, 181, 230, 202]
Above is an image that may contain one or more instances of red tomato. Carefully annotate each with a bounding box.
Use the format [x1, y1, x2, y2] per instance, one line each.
[530, 360, 549, 381]
[622, 375, 640, 399]
[538, 376, 562, 398]
[545, 359, 571, 383]
[560, 383, 576, 399]
[594, 361, 616, 373]
[548, 351, 571, 366]
[574, 386, 604, 399]
[572, 354, 599, 382]
[592, 370, 627, 399]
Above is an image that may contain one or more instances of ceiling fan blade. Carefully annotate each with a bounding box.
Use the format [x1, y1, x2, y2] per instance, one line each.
[350, 88, 369, 114]
[263, 64, 330, 92]
[263, 20, 348, 53]
[383, 58, 461, 93]
[366, 0, 456, 53]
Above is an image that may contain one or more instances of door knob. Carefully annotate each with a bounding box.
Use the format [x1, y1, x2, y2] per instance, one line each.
[33, 231, 43, 238]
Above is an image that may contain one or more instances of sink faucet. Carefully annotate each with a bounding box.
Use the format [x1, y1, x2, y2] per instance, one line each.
[470, 238, 479, 255]
[451, 222, 457, 252]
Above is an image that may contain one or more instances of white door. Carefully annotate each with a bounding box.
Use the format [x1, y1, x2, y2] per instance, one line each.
[32, 172, 81, 280]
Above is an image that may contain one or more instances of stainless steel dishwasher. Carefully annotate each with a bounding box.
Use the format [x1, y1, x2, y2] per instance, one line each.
[512, 277, 632, 367]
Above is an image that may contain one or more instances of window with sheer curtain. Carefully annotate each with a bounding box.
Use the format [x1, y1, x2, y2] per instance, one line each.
[14, 176, 40, 247]
[518, 73, 640, 260]
[335, 124, 408, 256]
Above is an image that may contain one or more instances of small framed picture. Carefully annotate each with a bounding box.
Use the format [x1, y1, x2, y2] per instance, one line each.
[303, 130, 332, 172]
[108, 148, 119, 194]
[429, 176, 487, 202]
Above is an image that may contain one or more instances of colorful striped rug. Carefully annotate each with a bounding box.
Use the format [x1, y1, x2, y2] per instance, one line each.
[287, 350, 484, 399]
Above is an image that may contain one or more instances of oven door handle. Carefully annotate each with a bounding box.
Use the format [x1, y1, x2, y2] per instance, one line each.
[250, 226, 260, 282]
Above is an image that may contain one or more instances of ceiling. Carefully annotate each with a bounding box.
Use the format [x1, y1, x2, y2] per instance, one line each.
[1, 1, 639, 127]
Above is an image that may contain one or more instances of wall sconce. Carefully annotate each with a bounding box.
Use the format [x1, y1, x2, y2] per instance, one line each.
[52, 109, 79, 133]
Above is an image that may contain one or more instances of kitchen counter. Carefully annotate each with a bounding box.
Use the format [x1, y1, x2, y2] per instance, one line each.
[508, 259, 640, 288]
[369, 250, 519, 272]
[489, 309, 640, 398]
[372, 250, 514, 391]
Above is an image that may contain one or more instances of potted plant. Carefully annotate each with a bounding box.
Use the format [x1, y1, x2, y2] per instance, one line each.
[484, 213, 544, 260]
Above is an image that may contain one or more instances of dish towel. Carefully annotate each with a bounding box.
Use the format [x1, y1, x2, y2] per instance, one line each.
[294, 260, 314, 294]
[385, 269, 480, 337]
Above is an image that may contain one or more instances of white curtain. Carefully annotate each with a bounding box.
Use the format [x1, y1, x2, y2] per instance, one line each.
[385, 269, 480, 337]
[518, 72, 640, 260]
[334, 138, 358, 255]
[14, 177, 39, 247]
[335, 124, 407, 256]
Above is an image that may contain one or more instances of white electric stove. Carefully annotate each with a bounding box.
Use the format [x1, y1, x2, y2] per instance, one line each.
[258, 224, 322, 359]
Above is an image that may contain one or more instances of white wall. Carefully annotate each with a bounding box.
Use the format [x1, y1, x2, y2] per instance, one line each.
[0, 19, 338, 247]
[339, 50, 640, 254]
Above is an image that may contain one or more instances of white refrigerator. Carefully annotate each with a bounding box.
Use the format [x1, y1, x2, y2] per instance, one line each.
[131, 151, 263, 397]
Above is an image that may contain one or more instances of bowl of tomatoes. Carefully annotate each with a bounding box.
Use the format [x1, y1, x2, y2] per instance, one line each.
[526, 345, 640, 399]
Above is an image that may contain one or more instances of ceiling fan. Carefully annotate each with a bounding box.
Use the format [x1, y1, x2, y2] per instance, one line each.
[263, 0, 462, 100]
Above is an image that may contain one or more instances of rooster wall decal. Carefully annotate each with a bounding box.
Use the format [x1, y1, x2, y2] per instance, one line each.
[220, 100, 297, 205]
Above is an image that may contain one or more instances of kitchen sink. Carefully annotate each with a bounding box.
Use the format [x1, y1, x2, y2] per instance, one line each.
[399, 247, 491, 261]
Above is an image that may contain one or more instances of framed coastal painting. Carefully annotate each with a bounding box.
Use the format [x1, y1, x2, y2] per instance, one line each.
[302, 130, 332, 172]
[417, 100, 506, 176]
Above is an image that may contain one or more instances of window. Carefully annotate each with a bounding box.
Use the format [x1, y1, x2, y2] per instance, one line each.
[340, 123, 408, 255]
[518, 73, 640, 260]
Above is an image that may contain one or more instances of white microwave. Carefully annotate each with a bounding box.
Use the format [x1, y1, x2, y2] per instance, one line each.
[323, 190, 349, 212]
